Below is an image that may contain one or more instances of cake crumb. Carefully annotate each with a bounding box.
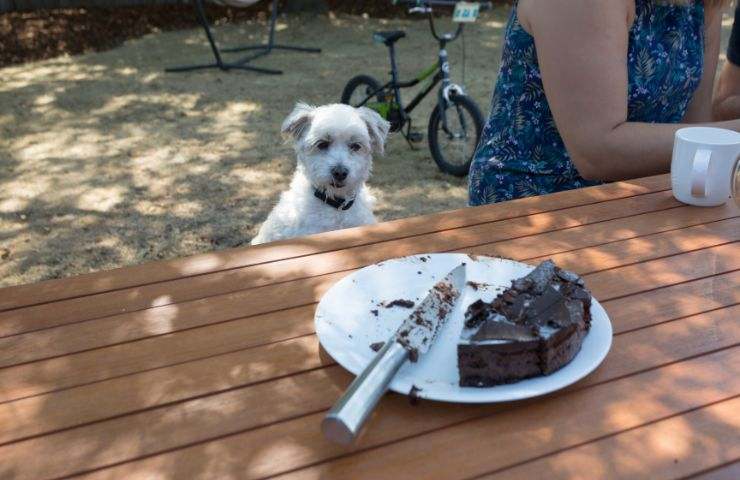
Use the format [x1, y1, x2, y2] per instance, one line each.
[409, 385, 422, 405]
[370, 309, 379, 317]
[369, 341, 384, 352]
[408, 348, 419, 362]
[384, 299, 415, 309]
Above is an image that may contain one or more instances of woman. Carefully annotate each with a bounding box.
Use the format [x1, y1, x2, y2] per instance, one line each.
[714, 3, 740, 120]
[469, 0, 740, 206]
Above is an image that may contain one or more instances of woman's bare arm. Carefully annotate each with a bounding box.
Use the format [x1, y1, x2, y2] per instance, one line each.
[713, 61, 740, 120]
[518, 0, 740, 182]
[683, 2, 722, 123]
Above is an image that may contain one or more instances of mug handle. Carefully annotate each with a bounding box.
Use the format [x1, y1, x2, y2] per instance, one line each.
[690, 149, 712, 198]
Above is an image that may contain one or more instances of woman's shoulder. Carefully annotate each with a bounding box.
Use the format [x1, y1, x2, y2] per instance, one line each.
[516, 0, 636, 35]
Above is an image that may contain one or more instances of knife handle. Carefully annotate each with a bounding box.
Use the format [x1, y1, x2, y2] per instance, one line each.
[322, 340, 409, 445]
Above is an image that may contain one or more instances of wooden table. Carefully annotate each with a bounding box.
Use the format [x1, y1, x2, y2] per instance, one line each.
[0, 174, 738, 480]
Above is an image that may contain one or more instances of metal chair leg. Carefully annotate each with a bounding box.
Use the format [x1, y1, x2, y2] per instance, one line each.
[221, 0, 322, 55]
[166, 0, 283, 74]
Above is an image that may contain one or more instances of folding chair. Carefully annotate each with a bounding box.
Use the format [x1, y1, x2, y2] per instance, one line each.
[166, 0, 321, 74]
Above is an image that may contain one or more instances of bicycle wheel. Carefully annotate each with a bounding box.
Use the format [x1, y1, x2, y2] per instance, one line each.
[428, 95, 484, 177]
[340, 75, 383, 106]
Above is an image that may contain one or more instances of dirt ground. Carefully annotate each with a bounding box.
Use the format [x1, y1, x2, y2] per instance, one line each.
[0, 5, 269, 68]
[0, 7, 734, 287]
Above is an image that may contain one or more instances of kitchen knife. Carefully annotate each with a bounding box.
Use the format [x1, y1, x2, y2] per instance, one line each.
[322, 263, 466, 445]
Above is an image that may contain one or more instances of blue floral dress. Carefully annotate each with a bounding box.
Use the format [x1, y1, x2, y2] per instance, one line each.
[469, 0, 705, 205]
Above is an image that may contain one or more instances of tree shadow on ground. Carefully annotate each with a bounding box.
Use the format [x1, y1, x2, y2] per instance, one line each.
[0, 10, 511, 287]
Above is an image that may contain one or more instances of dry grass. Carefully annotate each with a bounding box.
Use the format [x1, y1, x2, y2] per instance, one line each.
[0, 7, 733, 287]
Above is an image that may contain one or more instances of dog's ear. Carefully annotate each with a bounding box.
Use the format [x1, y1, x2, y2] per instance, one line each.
[357, 107, 391, 156]
[281, 103, 315, 141]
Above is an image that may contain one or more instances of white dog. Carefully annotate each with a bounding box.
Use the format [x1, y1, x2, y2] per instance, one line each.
[251, 103, 390, 245]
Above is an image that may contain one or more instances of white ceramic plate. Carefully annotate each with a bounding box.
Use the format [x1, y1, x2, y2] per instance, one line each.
[315, 253, 612, 403]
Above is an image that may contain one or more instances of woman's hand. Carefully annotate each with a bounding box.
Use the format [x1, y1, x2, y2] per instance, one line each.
[518, 0, 739, 182]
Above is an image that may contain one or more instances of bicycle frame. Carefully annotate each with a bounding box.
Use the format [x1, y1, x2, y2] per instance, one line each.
[351, 61, 440, 116]
[342, 0, 486, 175]
[352, 9, 468, 137]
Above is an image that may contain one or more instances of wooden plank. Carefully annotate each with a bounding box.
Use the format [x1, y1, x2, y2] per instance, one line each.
[463, 202, 737, 262]
[1, 238, 738, 403]
[1, 303, 736, 461]
[0, 304, 317, 403]
[479, 397, 740, 480]
[583, 243, 739, 300]
[2, 214, 736, 369]
[54, 348, 740, 480]
[476, 216, 740, 274]
[0, 175, 670, 312]
[90, 385, 740, 480]
[0, 188, 687, 337]
[0, 334, 327, 444]
[266, 349, 739, 480]
[688, 462, 740, 480]
[605, 270, 740, 334]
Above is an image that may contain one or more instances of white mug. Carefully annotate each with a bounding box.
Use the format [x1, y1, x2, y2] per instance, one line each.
[671, 127, 740, 207]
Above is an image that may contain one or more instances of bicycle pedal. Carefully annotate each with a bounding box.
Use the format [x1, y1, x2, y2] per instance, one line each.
[407, 132, 424, 143]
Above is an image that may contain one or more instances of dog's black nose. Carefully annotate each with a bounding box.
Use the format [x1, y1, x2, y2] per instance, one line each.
[331, 165, 349, 182]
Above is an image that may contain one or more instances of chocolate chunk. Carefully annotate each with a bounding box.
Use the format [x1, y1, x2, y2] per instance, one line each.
[512, 277, 533, 292]
[501, 291, 516, 303]
[525, 260, 556, 293]
[464, 299, 491, 328]
[408, 348, 419, 363]
[409, 385, 422, 405]
[385, 299, 415, 309]
[556, 268, 581, 283]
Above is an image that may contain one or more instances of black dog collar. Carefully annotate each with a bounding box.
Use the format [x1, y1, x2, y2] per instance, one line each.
[314, 188, 355, 211]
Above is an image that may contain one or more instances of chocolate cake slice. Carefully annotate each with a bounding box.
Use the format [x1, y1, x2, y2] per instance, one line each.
[458, 260, 592, 387]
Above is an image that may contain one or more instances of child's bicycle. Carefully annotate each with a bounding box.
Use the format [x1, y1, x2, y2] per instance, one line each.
[340, 0, 489, 177]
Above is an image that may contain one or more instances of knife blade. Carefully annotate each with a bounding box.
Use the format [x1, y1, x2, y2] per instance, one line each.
[322, 263, 467, 445]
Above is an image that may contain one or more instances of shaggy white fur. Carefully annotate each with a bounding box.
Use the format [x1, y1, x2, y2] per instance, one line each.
[251, 103, 390, 245]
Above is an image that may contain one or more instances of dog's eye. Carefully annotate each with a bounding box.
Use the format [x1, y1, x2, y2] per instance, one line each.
[349, 143, 362, 152]
[316, 140, 331, 151]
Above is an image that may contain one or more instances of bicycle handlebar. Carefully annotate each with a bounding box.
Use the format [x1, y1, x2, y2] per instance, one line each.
[393, 0, 492, 11]
[392, 0, 492, 44]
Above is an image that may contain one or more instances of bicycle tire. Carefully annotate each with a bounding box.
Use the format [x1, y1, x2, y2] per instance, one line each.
[428, 94, 484, 177]
[340, 75, 384, 106]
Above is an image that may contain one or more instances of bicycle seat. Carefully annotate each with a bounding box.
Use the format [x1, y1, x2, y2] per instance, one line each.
[372, 30, 406, 46]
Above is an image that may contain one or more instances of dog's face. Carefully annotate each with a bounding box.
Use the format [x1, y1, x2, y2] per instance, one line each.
[281, 103, 390, 196]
